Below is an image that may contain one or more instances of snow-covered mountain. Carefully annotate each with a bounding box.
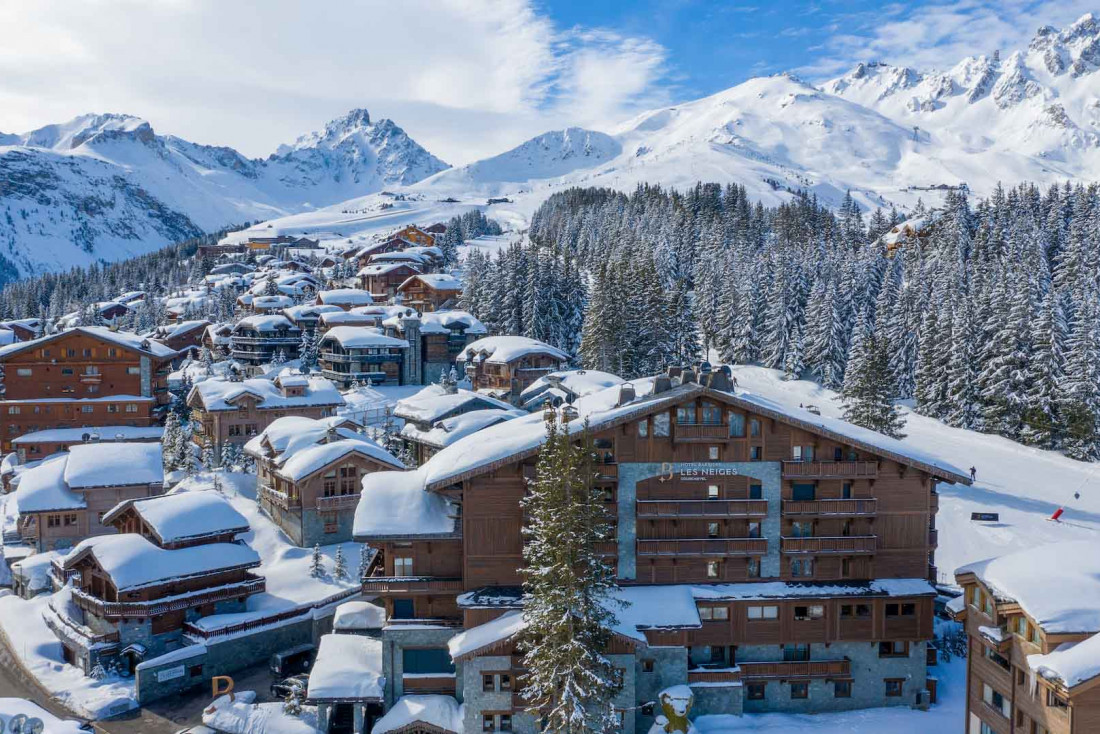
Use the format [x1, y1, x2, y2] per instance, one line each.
[0, 109, 447, 282]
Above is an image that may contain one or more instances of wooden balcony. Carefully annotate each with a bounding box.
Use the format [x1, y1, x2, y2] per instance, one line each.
[687, 668, 742, 685]
[673, 423, 729, 442]
[637, 499, 768, 518]
[44, 604, 120, 647]
[361, 576, 464, 595]
[259, 484, 297, 511]
[781, 461, 879, 479]
[637, 537, 767, 557]
[780, 535, 876, 554]
[316, 493, 360, 511]
[739, 658, 850, 680]
[403, 675, 457, 695]
[72, 576, 266, 619]
[782, 498, 877, 516]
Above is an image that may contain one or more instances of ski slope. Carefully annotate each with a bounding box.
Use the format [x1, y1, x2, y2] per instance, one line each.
[729, 366, 1100, 578]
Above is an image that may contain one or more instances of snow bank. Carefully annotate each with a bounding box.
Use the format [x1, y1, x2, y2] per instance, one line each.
[1028, 633, 1100, 689]
[0, 698, 88, 734]
[203, 691, 322, 734]
[372, 695, 464, 734]
[354, 471, 456, 539]
[306, 634, 384, 701]
[333, 600, 386, 631]
[13, 455, 83, 513]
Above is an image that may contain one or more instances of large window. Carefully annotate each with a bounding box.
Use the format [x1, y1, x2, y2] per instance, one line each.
[792, 484, 816, 501]
[747, 605, 778, 620]
[653, 413, 670, 437]
[790, 559, 814, 578]
[698, 605, 729, 621]
[783, 644, 810, 662]
[728, 412, 745, 437]
[402, 648, 455, 675]
[393, 556, 413, 576]
[983, 684, 1010, 717]
[391, 598, 414, 619]
[701, 402, 722, 425]
[793, 605, 824, 621]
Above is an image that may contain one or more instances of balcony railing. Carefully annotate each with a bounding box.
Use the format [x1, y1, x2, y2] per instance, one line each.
[316, 493, 360, 511]
[259, 484, 297, 511]
[71, 576, 266, 619]
[739, 658, 850, 680]
[687, 668, 742, 685]
[637, 499, 768, 518]
[782, 499, 877, 516]
[637, 538, 767, 557]
[780, 535, 877, 554]
[781, 461, 879, 479]
[403, 675, 457, 694]
[674, 423, 728, 441]
[44, 604, 120, 646]
[231, 335, 299, 346]
[385, 617, 463, 628]
[361, 577, 465, 594]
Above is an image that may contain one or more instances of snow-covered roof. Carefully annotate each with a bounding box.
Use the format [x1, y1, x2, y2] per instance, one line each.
[1029, 633, 1100, 690]
[519, 369, 625, 402]
[456, 335, 569, 365]
[690, 578, 937, 601]
[191, 376, 343, 412]
[63, 442, 164, 489]
[371, 251, 429, 264]
[321, 326, 409, 350]
[12, 425, 162, 445]
[319, 310, 379, 327]
[399, 273, 462, 291]
[417, 310, 487, 335]
[233, 314, 298, 333]
[11, 550, 62, 592]
[251, 295, 294, 309]
[63, 534, 260, 591]
[306, 634, 384, 702]
[357, 262, 420, 277]
[354, 470, 457, 540]
[101, 490, 249, 544]
[243, 415, 362, 459]
[957, 541, 1100, 634]
[283, 304, 343, 321]
[448, 610, 527, 660]
[333, 600, 387, 631]
[277, 438, 404, 481]
[317, 288, 375, 306]
[153, 319, 210, 340]
[0, 326, 176, 360]
[400, 408, 525, 450]
[13, 455, 84, 513]
[393, 385, 513, 425]
[372, 696, 464, 734]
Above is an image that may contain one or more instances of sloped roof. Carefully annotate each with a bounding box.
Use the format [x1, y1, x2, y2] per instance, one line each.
[190, 376, 343, 412]
[0, 326, 176, 361]
[64, 442, 164, 489]
[101, 490, 249, 544]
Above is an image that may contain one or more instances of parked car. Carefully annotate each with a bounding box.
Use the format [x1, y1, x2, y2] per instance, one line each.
[269, 643, 315, 678]
[270, 674, 310, 700]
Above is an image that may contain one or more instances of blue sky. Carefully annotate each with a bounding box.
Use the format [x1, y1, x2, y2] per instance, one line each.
[0, 0, 1095, 163]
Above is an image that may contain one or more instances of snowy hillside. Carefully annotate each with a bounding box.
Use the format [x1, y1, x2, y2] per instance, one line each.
[0, 109, 447, 282]
[729, 366, 1100, 579]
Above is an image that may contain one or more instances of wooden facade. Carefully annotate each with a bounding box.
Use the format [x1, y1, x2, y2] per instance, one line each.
[955, 573, 1100, 734]
[359, 263, 422, 301]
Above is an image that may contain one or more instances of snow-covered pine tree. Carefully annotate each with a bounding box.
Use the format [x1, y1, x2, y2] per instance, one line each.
[839, 330, 906, 439]
[1058, 288, 1100, 460]
[520, 409, 622, 734]
[333, 546, 348, 580]
[283, 685, 303, 716]
[309, 544, 325, 579]
[358, 543, 373, 581]
[299, 328, 319, 374]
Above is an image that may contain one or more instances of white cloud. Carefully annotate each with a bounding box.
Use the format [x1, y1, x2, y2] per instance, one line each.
[0, 0, 668, 164]
[797, 0, 1100, 79]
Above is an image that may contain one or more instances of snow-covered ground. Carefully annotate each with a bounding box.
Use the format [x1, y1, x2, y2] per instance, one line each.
[203, 690, 321, 734]
[0, 697, 90, 734]
[729, 366, 1100, 577]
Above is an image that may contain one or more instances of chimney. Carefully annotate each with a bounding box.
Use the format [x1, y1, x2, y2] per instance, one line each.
[681, 369, 697, 385]
[667, 366, 683, 380]
[705, 371, 732, 392]
[653, 375, 672, 395]
[561, 404, 579, 423]
[617, 383, 636, 406]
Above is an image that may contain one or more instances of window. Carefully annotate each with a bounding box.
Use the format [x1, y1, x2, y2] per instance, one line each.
[707, 522, 720, 538]
[790, 682, 808, 699]
[747, 557, 760, 578]
[792, 483, 816, 501]
[81, 405, 94, 413]
[879, 641, 909, 657]
[701, 402, 722, 424]
[783, 643, 811, 662]
[84, 365, 99, 375]
[482, 715, 494, 732]
[749, 418, 761, 437]
[66, 349, 75, 358]
[885, 603, 916, 617]
[82, 349, 92, 358]
[499, 715, 512, 732]
[746, 683, 765, 701]
[61, 368, 73, 375]
[748, 483, 762, 500]
[790, 521, 813, 538]
[402, 648, 455, 675]
[983, 684, 1010, 717]
[749, 446, 762, 461]
[107, 404, 119, 414]
[637, 420, 648, 438]
[393, 556, 413, 576]
[228, 425, 242, 437]
[728, 412, 745, 437]
[790, 558, 814, 577]
[64, 514, 78, 526]
[793, 604, 824, 621]
[483, 674, 495, 692]
[834, 680, 852, 698]
[707, 484, 719, 500]
[842, 482, 852, 499]
[500, 674, 512, 691]
[642, 659, 655, 673]
[885, 679, 904, 698]
[391, 598, 414, 619]
[841, 558, 852, 578]
[127, 366, 141, 375]
[706, 561, 720, 579]
[15, 368, 31, 377]
[698, 605, 729, 621]
[1046, 689, 1068, 710]
[677, 406, 695, 424]
[653, 413, 670, 437]
[86, 385, 99, 394]
[708, 446, 719, 460]
[747, 605, 778, 620]
[6, 407, 18, 415]
[47, 515, 61, 528]
[792, 445, 802, 461]
[189, 664, 203, 678]
[747, 522, 761, 538]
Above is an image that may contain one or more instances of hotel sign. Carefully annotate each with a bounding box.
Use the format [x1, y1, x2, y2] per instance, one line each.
[657, 462, 740, 482]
